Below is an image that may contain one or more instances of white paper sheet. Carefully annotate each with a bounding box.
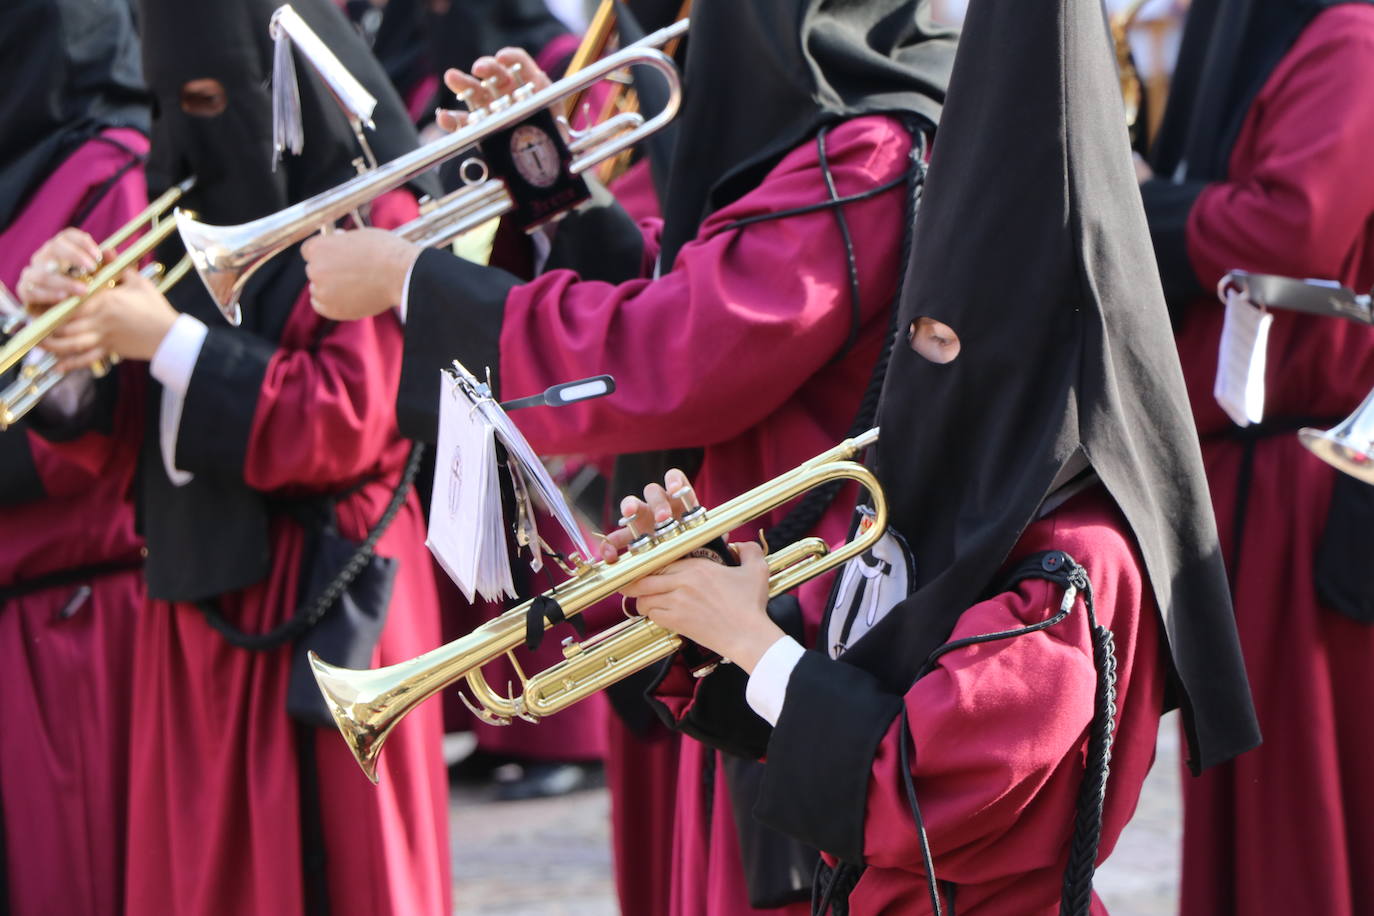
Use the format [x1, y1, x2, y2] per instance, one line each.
[1214, 287, 1274, 427]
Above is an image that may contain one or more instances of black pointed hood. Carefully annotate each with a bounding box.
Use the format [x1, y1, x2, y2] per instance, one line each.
[855, 0, 1259, 772]
[0, 0, 149, 226]
[139, 0, 434, 230]
[423, 0, 570, 74]
[656, 0, 957, 268]
[133, 0, 434, 603]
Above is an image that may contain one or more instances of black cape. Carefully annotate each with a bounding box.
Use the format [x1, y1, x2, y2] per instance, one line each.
[755, 0, 1260, 865]
[136, 0, 434, 602]
[424, 0, 571, 74]
[0, 0, 149, 227]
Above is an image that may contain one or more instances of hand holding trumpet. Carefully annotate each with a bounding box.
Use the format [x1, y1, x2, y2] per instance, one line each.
[606, 470, 785, 675]
[304, 49, 554, 322]
[19, 229, 178, 371]
[436, 48, 553, 133]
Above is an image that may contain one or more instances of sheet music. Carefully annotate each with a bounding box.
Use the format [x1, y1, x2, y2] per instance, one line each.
[426, 361, 596, 602]
[475, 396, 594, 560]
[426, 371, 515, 602]
[1214, 287, 1273, 427]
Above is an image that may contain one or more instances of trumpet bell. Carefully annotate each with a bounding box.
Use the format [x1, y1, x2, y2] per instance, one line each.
[309, 653, 397, 784]
[175, 209, 247, 325]
[1298, 428, 1374, 483]
[1300, 387, 1374, 484]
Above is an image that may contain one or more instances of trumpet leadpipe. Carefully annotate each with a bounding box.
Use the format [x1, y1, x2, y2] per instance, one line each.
[396, 179, 511, 249]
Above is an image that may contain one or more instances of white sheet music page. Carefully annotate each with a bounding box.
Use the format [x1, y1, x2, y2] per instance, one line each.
[426, 372, 515, 603]
[477, 398, 595, 561]
[1214, 286, 1274, 427]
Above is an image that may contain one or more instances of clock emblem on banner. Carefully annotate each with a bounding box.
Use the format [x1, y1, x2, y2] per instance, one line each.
[509, 124, 562, 189]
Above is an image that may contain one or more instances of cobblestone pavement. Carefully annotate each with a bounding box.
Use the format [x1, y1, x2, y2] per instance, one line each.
[452, 712, 1183, 914]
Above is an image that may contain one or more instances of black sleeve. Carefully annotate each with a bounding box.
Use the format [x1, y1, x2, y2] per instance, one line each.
[173, 327, 275, 478]
[754, 650, 904, 865]
[19, 370, 119, 444]
[396, 248, 517, 442]
[0, 425, 44, 505]
[1139, 178, 1210, 318]
[543, 178, 646, 284]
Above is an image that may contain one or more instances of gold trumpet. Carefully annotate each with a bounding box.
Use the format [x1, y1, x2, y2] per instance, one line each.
[0, 257, 194, 430]
[1111, 0, 1150, 145]
[0, 177, 196, 381]
[176, 20, 688, 324]
[311, 428, 885, 783]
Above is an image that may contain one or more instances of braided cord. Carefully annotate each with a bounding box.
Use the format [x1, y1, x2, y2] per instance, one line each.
[198, 442, 427, 650]
[767, 124, 929, 552]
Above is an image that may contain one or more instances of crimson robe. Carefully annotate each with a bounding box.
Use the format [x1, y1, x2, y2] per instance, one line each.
[0, 128, 149, 915]
[124, 192, 450, 916]
[398, 114, 917, 915]
[661, 490, 1165, 915]
[1159, 8, 1374, 915]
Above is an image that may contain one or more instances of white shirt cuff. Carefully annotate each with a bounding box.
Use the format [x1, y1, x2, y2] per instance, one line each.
[745, 636, 806, 727]
[150, 313, 208, 395]
[397, 256, 421, 324]
[149, 314, 206, 486]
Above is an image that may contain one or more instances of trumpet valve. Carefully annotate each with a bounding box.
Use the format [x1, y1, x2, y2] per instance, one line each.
[561, 636, 583, 659]
[619, 511, 657, 553]
[653, 516, 682, 540]
[674, 486, 707, 528]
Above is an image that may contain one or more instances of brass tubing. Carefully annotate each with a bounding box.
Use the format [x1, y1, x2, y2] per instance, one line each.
[0, 254, 196, 429]
[311, 429, 883, 783]
[0, 216, 183, 376]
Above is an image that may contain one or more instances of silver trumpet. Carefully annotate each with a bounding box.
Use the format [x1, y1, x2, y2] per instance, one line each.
[177, 20, 688, 325]
[1300, 389, 1374, 484]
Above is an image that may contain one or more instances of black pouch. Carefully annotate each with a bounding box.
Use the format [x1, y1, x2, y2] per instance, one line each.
[285, 520, 398, 727]
[1315, 471, 1374, 624]
[197, 444, 424, 727]
[721, 753, 819, 908]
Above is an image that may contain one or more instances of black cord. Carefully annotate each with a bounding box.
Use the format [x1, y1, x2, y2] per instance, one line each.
[1059, 577, 1117, 916]
[831, 555, 1117, 916]
[198, 442, 427, 649]
[815, 126, 864, 360]
[765, 126, 930, 554]
[900, 714, 947, 916]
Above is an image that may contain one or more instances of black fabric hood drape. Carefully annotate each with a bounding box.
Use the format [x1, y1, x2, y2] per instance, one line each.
[135, 0, 432, 602]
[847, 0, 1259, 773]
[368, 0, 431, 103]
[139, 0, 436, 233]
[0, 0, 149, 227]
[1149, 0, 1374, 183]
[655, 0, 957, 269]
[423, 0, 571, 74]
